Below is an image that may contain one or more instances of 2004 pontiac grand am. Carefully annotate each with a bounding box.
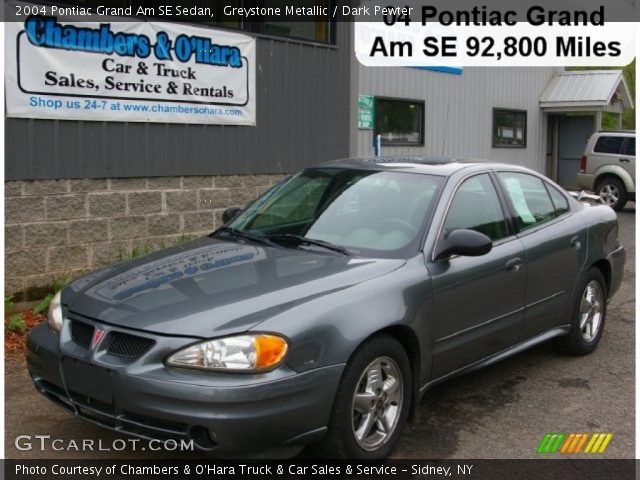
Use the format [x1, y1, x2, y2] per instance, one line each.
[27, 157, 625, 459]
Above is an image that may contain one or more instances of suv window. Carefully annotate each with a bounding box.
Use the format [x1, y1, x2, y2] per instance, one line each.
[444, 174, 509, 241]
[624, 137, 635, 156]
[498, 172, 557, 231]
[594, 136, 625, 154]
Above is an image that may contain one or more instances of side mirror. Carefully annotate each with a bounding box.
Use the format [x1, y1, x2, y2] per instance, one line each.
[222, 207, 242, 224]
[434, 229, 492, 261]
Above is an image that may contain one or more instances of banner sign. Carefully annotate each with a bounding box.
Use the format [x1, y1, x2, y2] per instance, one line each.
[358, 95, 375, 129]
[5, 14, 256, 125]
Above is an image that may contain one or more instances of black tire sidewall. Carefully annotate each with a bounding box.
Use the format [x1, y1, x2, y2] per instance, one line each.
[327, 335, 412, 459]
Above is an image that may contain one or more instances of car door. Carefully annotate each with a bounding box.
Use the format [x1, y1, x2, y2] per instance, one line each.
[496, 171, 587, 339]
[428, 173, 526, 379]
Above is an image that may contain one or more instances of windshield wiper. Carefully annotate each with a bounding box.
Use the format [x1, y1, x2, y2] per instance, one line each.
[266, 234, 351, 256]
[211, 227, 280, 248]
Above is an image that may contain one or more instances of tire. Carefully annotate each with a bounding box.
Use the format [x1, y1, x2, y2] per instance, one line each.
[556, 268, 607, 356]
[318, 335, 411, 459]
[596, 177, 627, 212]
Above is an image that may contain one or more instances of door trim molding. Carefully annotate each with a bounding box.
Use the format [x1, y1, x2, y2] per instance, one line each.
[434, 307, 525, 344]
[421, 325, 571, 393]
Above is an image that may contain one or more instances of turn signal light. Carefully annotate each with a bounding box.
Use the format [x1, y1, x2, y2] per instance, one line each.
[255, 335, 288, 369]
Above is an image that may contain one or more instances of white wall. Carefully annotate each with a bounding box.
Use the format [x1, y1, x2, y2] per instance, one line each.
[356, 66, 561, 174]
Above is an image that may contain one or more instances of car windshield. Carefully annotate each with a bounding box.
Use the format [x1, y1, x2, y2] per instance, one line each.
[228, 168, 443, 257]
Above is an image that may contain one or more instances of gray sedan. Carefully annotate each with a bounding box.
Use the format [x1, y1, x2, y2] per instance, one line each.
[27, 157, 625, 459]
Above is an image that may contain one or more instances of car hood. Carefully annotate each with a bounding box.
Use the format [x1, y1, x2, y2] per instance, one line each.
[64, 237, 405, 337]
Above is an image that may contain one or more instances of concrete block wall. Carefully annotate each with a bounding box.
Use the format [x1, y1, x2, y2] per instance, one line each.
[5, 174, 286, 303]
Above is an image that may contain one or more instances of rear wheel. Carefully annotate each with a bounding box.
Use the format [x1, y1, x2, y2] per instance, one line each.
[596, 177, 627, 211]
[319, 335, 411, 459]
[556, 268, 607, 355]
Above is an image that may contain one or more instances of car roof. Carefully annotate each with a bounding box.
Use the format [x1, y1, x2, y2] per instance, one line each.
[315, 156, 533, 176]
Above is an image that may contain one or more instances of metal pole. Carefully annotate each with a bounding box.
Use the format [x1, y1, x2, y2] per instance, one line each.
[373, 134, 381, 157]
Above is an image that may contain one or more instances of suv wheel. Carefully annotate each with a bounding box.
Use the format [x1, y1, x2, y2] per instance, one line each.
[596, 177, 627, 211]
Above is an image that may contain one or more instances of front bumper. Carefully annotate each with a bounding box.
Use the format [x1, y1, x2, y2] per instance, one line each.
[26, 318, 344, 454]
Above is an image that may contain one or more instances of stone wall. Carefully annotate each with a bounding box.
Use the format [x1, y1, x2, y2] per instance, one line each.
[5, 174, 286, 303]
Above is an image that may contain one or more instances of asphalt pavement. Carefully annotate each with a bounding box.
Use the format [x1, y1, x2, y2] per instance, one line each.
[4, 207, 635, 459]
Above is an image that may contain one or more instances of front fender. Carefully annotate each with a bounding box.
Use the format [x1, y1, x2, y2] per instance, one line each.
[252, 256, 433, 385]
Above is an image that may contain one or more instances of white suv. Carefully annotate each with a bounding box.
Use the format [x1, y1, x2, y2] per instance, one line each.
[576, 131, 635, 211]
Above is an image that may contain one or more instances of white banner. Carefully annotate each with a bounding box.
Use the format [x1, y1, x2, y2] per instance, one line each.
[5, 15, 256, 125]
[355, 22, 636, 68]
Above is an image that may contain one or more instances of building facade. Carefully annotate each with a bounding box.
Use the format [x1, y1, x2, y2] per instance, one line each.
[4, 5, 633, 302]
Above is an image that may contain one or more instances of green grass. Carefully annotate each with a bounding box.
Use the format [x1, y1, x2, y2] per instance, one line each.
[7, 314, 26, 334]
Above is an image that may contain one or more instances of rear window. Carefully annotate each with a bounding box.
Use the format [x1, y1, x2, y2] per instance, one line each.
[498, 172, 557, 231]
[624, 138, 635, 156]
[594, 136, 625, 154]
[545, 183, 570, 217]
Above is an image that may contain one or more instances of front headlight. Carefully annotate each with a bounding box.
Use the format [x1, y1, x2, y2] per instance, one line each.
[166, 334, 288, 372]
[48, 291, 63, 332]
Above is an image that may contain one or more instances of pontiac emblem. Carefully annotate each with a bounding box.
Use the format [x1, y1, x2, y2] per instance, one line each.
[91, 329, 105, 349]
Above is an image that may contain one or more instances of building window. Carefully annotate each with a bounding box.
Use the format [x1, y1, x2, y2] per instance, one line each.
[493, 109, 527, 148]
[375, 98, 424, 146]
[212, 0, 243, 29]
[258, 0, 332, 43]
[212, 0, 334, 44]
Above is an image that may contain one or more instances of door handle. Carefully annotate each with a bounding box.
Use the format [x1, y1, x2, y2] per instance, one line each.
[570, 236, 581, 250]
[619, 158, 630, 163]
[506, 258, 522, 273]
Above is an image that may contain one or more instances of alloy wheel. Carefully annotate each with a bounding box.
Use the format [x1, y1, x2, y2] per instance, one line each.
[579, 280, 604, 342]
[599, 184, 620, 206]
[351, 356, 403, 451]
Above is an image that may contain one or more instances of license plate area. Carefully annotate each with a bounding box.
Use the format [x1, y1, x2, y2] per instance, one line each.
[61, 357, 114, 407]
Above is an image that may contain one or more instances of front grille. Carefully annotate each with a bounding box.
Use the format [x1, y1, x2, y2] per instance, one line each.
[70, 321, 94, 348]
[106, 332, 155, 358]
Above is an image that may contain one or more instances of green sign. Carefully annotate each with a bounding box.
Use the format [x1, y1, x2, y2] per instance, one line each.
[358, 95, 375, 129]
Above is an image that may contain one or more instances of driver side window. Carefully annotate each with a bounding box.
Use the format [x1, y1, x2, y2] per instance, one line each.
[444, 174, 509, 242]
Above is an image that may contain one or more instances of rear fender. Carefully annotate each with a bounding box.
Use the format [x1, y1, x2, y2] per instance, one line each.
[593, 165, 635, 193]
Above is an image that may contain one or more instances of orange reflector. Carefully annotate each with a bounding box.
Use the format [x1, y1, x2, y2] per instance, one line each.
[254, 335, 288, 369]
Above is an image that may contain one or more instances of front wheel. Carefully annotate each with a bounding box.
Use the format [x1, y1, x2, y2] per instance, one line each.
[319, 335, 411, 459]
[556, 268, 607, 355]
[596, 177, 627, 212]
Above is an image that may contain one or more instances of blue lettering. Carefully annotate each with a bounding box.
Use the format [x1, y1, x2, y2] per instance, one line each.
[25, 16, 46, 46]
[23, 16, 243, 68]
[174, 35, 191, 62]
[136, 35, 151, 58]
